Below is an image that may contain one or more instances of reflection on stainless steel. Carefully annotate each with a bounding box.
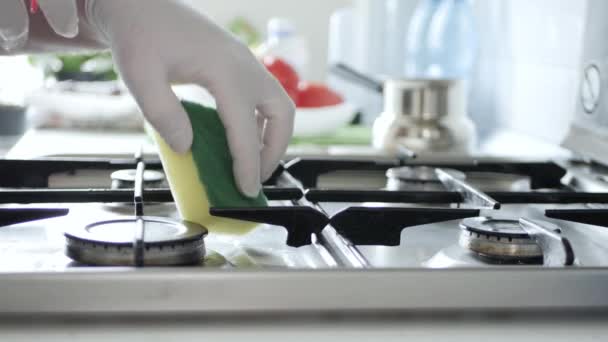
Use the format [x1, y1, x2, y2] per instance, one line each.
[133, 159, 145, 266]
[436, 168, 500, 209]
[316, 223, 370, 268]
[276, 171, 370, 268]
[396, 143, 418, 160]
[519, 218, 575, 267]
[465, 172, 531, 192]
[425, 245, 496, 268]
[318, 170, 388, 190]
[459, 217, 543, 263]
[561, 160, 608, 192]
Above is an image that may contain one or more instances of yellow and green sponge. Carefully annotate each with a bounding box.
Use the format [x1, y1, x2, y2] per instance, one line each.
[151, 101, 267, 235]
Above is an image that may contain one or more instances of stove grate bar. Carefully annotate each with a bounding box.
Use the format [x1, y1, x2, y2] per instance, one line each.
[546, 209, 608, 228]
[210, 207, 329, 247]
[285, 158, 567, 189]
[2, 188, 604, 206]
[0, 208, 69, 228]
[0, 187, 303, 204]
[0, 158, 163, 188]
[436, 168, 501, 209]
[330, 207, 481, 246]
[305, 190, 463, 203]
[305, 190, 608, 204]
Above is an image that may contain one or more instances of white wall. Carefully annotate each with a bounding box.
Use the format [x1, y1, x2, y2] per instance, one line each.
[470, 0, 588, 144]
[180, 0, 352, 81]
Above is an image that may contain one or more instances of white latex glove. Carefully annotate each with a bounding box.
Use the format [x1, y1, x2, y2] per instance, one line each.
[85, 0, 295, 198]
[0, 0, 79, 51]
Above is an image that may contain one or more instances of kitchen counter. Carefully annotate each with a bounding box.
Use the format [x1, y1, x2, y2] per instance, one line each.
[6, 128, 571, 160]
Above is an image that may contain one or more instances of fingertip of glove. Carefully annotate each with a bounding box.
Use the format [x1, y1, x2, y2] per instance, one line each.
[59, 25, 79, 38]
[166, 132, 193, 154]
[236, 177, 262, 199]
[261, 163, 277, 183]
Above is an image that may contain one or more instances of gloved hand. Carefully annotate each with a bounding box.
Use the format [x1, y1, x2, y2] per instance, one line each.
[85, 0, 295, 198]
[0, 0, 79, 51]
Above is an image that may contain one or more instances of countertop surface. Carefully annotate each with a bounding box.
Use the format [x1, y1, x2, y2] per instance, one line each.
[5, 127, 571, 160]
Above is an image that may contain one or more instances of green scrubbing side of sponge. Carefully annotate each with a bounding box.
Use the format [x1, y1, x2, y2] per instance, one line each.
[182, 100, 268, 208]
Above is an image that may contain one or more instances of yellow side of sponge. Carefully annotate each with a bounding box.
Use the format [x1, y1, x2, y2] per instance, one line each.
[153, 131, 260, 235]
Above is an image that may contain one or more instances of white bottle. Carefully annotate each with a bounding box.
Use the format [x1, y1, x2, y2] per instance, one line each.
[256, 18, 310, 78]
[353, 0, 387, 76]
[328, 8, 355, 66]
[384, 0, 418, 77]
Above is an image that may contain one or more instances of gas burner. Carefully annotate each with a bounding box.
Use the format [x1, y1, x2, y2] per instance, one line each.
[111, 169, 165, 189]
[106, 168, 168, 213]
[459, 217, 546, 263]
[65, 216, 208, 266]
[386, 166, 465, 191]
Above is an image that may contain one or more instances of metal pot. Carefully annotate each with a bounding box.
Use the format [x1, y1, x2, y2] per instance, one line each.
[330, 64, 457, 154]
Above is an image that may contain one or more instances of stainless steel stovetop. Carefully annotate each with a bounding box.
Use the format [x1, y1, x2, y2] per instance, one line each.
[1, 153, 608, 316]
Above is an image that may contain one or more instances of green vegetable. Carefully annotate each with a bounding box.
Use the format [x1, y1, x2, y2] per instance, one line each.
[29, 52, 118, 81]
[290, 125, 372, 146]
[227, 17, 261, 48]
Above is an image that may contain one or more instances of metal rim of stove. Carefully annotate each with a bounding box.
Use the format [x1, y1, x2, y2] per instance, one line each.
[65, 216, 208, 266]
[459, 217, 544, 261]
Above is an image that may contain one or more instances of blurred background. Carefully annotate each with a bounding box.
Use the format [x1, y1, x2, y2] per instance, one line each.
[0, 0, 589, 160]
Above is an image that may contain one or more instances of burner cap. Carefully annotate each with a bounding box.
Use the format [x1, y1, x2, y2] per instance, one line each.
[111, 169, 165, 189]
[386, 166, 466, 192]
[459, 217, 544, 261]
[65, 217, 207, 266]
[386, 166, 465, 183]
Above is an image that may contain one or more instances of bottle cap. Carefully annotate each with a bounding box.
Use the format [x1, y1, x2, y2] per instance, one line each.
[267, 17, 295, 40]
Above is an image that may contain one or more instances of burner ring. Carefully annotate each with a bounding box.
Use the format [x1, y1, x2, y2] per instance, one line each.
[65, 217, 208, 266]
[460, 217, 531, 239]
[459, 217, 543, 261]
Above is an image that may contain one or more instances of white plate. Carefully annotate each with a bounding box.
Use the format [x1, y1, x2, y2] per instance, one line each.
[293, 102, 357, 137]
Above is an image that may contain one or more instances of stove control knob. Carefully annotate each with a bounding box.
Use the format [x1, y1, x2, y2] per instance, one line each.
[581, 63, 601, 114]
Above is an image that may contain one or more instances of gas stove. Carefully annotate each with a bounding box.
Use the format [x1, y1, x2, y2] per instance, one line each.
[1, 151, 608, 315]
